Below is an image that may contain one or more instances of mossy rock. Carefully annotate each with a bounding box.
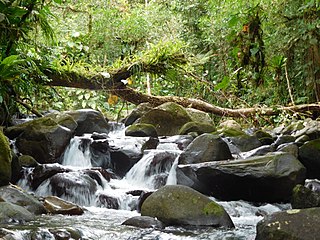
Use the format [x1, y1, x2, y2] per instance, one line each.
[141, 185, 234, 228]
[18, 155, 39, 167]
[256, 208, 320, 240]
[186, 108, 213, 125]
[0, 130, 12, 186]
[125, 123, 158, 137]
[140, 102, 192, 136]
[291, 184, 320, 209]
[179, 122, 216, 135]
[254, 130, 274, 145]
[123, 103, 154, 126]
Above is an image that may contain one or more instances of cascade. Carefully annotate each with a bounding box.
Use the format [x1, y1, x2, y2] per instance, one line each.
[13, 122, 290, 240]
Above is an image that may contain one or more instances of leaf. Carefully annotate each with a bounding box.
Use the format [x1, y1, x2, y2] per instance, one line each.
[250, 48, 259, 56]
[84, 93, 90, 100]
[1, 55, 19, 66]
[108, 95, 118, 105]
[214, 76, 230, 91]
[81, 101, 86, 108]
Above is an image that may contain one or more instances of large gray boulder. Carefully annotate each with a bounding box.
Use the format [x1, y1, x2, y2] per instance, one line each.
[140, 185, 234, 228]
[0, 185, 46, 214]
[256, 207, 320, 240]
[177, 152, 306, 202]
[0, 129, 11, 186]
[0, 201, 35, 224]
[178, 133, 232, 164]
[299, 139, 320, 178]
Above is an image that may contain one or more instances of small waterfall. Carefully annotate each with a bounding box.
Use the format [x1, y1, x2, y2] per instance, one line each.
[166, 156, 179, 185]
[62, 135, 93, 168]
[124, 150, 180, 190]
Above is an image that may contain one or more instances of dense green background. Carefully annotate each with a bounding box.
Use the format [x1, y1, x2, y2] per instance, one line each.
[0, 0, 319, 124]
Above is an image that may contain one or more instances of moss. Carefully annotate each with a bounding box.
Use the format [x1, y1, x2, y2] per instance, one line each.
[203, 201, 225, 216]
[218, 127, 246, 137]
[179, 121, 216, 135]
[0, 129, 12, 185]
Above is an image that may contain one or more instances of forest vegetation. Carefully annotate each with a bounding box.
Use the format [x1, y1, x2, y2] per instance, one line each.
[0, 0, 320, 126]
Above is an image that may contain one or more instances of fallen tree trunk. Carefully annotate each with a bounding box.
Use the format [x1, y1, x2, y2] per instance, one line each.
[45, 68, 320, 118]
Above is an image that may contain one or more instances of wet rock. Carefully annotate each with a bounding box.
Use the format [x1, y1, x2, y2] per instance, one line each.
[178, 121, 216, 135]
[65, 109, 109, 136]
[6, 117, 73, 164]
[141, 185, 234, 228]
[178, 133, 232, 164]
[277, 142, 299, 158]
[291, 184, 320, 209]
[139, 102, 192, 136]
[125, 123, 158, 138]
[30, 163, 71, 190]
[0, 185, 46, 214]
[239, 145, 275, 159]
[177, 152, 306, 202]
[48, 171, 98, 205]
[45, 112, 78, 132]
[10, 150, 21, 184]
[89, 139, 111, 168]
[122, 216, 165, 229]
[97, 194, 119, 209]
[44, 196, 84, 215]
[0, 202, 35, 224]
[137, 191, 153, 213]
[0, 130, 12, 186]
[299, 139, 320, 179]
[256, 208, 320, 240]
[305, 179, 320, 193]
[49, 228, 82, 240]
[109, 137, 150, 177]
[158, 135, 193, 150]
[273, 135, 296, 147]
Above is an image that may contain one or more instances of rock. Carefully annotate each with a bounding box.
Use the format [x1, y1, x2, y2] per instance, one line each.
[139, 102, 192, 136]
[30, 163, 71, 190]
[177, 152, 306, 202]
[305, 179, 320, 193]
[7, 117, 73, 164]
[44, 196, 84, 215]
[277, 143, 299, 158]
[178, 121, 216, 135]
[10, 150, 21, 184]
[178, 133, 232, 164]
[186, 108, 213, 125]
[65, 109, 109, 136]
[0, 185, 47, 214]
[123, 103, 154, 126]
[125, 123, 158, 138]
[291, 184, 320, 209]
[255, 208, 320, 240]
[18, 154, 39, 167]
[140, 185, 234, 228]
[0, 129, 12, 186]
[158, 135, 193, 150]
[254, 130, 274, 145]
[273, 135, 296, 147]
[0, 202, 35, 224]
[97, 194, 120, 209]
[45, 112, 78, 132]
[122, 216, 165, 229]
[218, 120, 242, 131]
[239, 145, 275, 159]
[299, 139, 320, 178]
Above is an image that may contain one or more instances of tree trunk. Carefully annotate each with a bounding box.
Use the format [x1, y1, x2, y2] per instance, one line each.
[45, 68, 320, 118]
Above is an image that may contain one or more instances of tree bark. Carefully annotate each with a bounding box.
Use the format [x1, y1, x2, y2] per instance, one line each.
[45, 68, 320, 118]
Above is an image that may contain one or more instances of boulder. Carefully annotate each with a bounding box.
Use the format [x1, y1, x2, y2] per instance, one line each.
[273, 135, 296, 147]
[291, 183, 320, 209]
[177, 152, 306, 202]
[0, 129, 11, 186]
[299, 139, 320, 178]
[178, 121, 216, 135]
[6, 117, 73, 164]
[140, 185, 234, 228]
[254, 129, 274, 145]
[0, 202, 35, 224]
[64, 109, 110, 136]
[44, 196, 84, 215]
[256, 208, 320, 240]
[125, 123, 158, 138]
[97, 194, 120, 209]
[123, 103, 154, 126]
[0, 185, 46, 214]
[18, 154, 39, 167]
[45, 112, 78, 132]
[185, 108, 213, 125]
[122, 216, 165, 229]
[139, 102, 192, 136]
[178, 133, 232, 164]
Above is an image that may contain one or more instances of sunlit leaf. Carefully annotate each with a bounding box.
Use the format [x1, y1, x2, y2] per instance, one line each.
[108, 95, 118, 105]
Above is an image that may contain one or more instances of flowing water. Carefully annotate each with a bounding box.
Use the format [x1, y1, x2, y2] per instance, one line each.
[9, 124, 290, 240]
